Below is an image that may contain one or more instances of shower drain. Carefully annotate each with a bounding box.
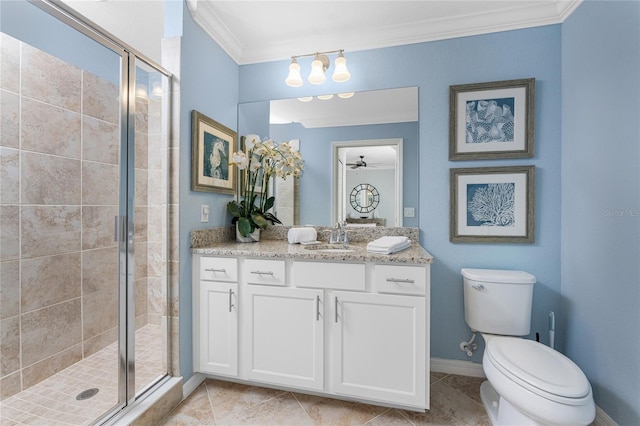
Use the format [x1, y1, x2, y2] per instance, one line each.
[76, 388, 99, 400]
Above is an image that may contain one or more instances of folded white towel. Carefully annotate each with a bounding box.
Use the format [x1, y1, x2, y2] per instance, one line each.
[287, 227, 317, 244]
[367, 236, 411, 254]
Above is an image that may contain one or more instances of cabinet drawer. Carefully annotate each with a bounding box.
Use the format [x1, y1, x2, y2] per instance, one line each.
[244, 259, 286, 286]
[200, 257, 238, 282]
[293, 261, 365, 291]
[374, 264, 426, 295]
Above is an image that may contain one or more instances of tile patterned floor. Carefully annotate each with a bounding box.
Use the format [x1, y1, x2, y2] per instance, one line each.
[161, 373, 491, 426]
[0, 323, 164, 426]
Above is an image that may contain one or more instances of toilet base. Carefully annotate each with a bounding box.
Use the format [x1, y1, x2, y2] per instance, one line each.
[480, 381, 543, 426]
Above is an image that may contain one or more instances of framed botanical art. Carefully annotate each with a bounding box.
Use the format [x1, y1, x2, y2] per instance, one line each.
[450, 166, 535, 243]
[449, 78, 535, 160]
[191, 110, 237, 194]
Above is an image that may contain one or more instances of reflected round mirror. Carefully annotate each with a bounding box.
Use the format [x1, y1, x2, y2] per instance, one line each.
[350, 184, 379, 213]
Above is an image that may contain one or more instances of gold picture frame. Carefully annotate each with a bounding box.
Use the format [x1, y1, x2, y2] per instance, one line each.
[191, 110, 237, 194]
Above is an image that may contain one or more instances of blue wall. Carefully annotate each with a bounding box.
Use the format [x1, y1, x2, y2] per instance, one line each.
[561, 1, 640, 424]
[239, 26, 563, 365]
[176, 2, 239, 379]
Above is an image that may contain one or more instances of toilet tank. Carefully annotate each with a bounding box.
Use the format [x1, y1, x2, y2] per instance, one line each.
[462, 268, 536, 336]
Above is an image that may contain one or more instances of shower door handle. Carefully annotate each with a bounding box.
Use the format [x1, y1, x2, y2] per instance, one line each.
[114, 216, 125, 242]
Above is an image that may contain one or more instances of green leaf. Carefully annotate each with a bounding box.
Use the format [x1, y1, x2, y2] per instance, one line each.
[251, 212, 270, 229]
[237, 217, 254, 236]
[263, 212, 282, 224]
[227, 201, 243, 217]
[264, 196, 275, 211]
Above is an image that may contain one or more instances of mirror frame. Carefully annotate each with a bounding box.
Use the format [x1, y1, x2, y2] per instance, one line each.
[332, 138, 403, 226]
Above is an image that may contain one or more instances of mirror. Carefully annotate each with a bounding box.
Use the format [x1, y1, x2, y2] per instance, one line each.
[350, 184, 380, 213]
[237, 87, 419, 227]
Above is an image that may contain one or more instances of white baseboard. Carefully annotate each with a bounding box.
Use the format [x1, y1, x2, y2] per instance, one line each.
[594, 405, 619, 426]
[182, 372, 206, 400]
[430, 357, 485, 378]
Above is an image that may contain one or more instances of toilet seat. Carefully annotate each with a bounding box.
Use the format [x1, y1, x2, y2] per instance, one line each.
[485, 336, 591, 405]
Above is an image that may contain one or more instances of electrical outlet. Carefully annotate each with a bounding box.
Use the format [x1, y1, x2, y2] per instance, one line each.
[404, 207, 415, 218]
[200, 204, 210, 222]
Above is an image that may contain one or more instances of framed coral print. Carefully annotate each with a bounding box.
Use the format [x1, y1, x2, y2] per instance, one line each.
[191, 110, 237, 194]
[450, 166, 535, 243]
[449, 78, 535, 160]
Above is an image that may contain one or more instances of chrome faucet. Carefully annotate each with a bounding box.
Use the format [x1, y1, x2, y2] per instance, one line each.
[330, 221, 349, 244]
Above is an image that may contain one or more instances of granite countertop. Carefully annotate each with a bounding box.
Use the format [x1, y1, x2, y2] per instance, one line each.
[191, 226, 434, 265]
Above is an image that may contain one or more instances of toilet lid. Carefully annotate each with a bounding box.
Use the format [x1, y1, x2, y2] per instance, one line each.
[486, 337, 591, 400]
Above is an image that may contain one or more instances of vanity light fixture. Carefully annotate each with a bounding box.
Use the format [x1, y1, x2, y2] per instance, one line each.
[285, 49, 351, 87]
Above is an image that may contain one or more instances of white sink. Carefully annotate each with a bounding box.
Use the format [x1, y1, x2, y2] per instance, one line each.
[304, 244, 356, 253]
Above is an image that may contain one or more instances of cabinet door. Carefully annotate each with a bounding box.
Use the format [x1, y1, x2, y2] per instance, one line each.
[243, 286, 324, 390]
[198, 281, 238, 376]
[329, 291, 426, 408]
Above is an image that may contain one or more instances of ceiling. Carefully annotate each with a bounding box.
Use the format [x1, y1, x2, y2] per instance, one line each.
[186, 0, 582, 65]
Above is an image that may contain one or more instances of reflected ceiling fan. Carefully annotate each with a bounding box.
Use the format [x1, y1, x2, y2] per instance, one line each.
[347, 155, 367, 169]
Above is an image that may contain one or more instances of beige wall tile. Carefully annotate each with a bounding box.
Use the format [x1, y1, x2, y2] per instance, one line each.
[1, 316, 20, 376]
[21, 206, 81, 258]
[147, 241, 164, 278]
[0, 206, 19, 261]
[21, 344, 82, 389]
[0, 260, 20, 319]
[82, 162, 119, 205]
[82, 205, 118, 250]
[136, 169, 148, 206]
[135, 97, 148, 133]
[83, 71, 119, 124]
[0, 34, 20, 94]
[0, 371, 21, 400]
[135, 241, 148, 281]
[82, 247, 118, 295]
[21, 43, 81, 112]
[135, 277, 148, 319]
[147, 277, 164, 317]
[82, 288, 117, 340]
[0, 90, 20, 148]
[147, 135, 163, 171]
[21, 252, 81, 314]
[83, 116, 119, 165]
[21, 98, 81, 158]
[135, 206, 148, 242]
[82, 326, 117, 357]
[135, 131, 148, 170]
[21, 152, 81, 205]
[0, 147, 19, 204]
[147, 170, 165, 206]
[21, 299, 82, 366]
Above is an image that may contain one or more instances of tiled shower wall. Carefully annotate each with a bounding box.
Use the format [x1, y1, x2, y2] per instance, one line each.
[0, 33, 168, 399]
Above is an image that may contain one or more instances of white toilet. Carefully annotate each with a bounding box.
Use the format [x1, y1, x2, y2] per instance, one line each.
[462, 268, 596, 426]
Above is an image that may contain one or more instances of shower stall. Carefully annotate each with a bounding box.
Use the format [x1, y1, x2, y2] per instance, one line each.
[0, 1, 175, 424]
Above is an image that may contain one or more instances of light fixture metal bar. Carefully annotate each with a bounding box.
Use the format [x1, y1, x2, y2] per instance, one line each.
[291, 49, 344, 60]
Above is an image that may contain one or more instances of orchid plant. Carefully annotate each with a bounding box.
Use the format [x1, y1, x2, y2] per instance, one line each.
[227, 134, 304, 237]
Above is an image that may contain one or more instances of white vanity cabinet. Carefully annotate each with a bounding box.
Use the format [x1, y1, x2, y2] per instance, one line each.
[242, 285, 324, 390]
[329, 291, 426, 406]
[194, 257, 238, 377]
[193, 252, 430, 411]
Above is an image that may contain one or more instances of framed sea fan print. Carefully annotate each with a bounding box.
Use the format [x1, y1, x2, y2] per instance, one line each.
[450, 166, 535, 243]
[449, 78, 535, 160]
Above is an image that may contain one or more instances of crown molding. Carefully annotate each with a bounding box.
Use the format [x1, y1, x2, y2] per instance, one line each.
[186, 0, 244, 63]
[188, 0, 583, 65]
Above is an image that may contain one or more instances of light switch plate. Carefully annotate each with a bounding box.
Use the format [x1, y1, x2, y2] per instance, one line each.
[404, 207, 415, 218]
[201, 204, 210, 222]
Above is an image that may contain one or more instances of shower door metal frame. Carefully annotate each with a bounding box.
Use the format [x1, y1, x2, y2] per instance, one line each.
[28, 0, 173, 422]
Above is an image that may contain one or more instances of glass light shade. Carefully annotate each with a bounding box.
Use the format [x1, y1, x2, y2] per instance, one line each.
[338, 92, 355, 99]
[317, 94, 334, 100]
[332, 54, 351, 82]
[285, 60, 303, 87]
[297, 96, 313, 102]
[308, 58, 326, 85]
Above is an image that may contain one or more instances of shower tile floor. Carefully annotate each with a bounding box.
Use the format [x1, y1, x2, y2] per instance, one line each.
[0, 323, 164, 426]
[161, 373, 491, 426]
